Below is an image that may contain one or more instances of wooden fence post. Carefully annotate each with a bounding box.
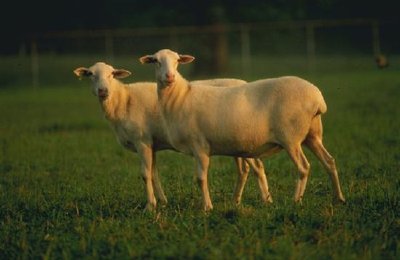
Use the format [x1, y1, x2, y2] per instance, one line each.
[169, 27, 179, 50]
[306, 22, 316, 74]
[105, 31, 114, 62]
[240, 24, 251, 77]
[371, 20, 381, 56]
[214, 23, 228, 75]
[30, 40, 39, 88]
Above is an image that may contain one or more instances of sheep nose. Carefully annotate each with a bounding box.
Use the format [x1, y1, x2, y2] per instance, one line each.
[98, 88, 109, 98]
[165, 72, 175, 82]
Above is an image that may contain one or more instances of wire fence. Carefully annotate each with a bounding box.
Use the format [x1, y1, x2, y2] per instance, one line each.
[4, 19, 400, 87]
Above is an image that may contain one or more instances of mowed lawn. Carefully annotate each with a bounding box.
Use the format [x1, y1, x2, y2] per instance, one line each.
[0, 65, 399, 259]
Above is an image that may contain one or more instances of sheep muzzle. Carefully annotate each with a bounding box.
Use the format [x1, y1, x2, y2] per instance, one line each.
[97, 88, 109, 99]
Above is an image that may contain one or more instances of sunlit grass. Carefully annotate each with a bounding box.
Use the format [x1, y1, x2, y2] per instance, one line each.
[0, 56, 399, 258]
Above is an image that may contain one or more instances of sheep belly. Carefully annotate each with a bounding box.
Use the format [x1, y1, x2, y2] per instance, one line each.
[205, 122, 279, 156]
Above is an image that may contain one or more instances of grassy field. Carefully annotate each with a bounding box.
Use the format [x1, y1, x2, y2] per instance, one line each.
[0, 56, 399, 259]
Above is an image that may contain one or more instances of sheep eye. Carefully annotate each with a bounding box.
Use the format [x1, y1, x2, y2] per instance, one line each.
[146, 57, 158, 64]
[83, 70, 93, 77]
[156, 61, 161, 67]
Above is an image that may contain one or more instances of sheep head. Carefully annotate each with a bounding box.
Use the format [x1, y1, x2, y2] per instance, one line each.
[139, 49, 194, 88]
[74, 62, 131, 100]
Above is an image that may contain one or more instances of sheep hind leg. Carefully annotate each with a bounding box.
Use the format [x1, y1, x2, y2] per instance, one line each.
[286, 144, 310, 203]
[233, 157, 250, 205]
[245, 158, 273, 204]
[305, 137, 345, 203]
[305, 116, 345, 203]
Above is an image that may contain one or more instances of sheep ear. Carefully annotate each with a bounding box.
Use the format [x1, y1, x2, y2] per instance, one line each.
[139, 55, 157, 64]
[178, 55, 195, 64]
[73, 67, 92, 79]
[113, 69, 131, 79]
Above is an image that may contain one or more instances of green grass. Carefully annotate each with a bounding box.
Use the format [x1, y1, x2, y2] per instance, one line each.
[0, 57, 399, 259]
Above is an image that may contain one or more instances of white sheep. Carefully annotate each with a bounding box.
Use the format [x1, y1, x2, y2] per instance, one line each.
[140, 49, 346, 211]
[73, 62, 272, 211]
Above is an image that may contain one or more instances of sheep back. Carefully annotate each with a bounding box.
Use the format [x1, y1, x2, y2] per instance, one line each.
[161, 76, 327, 156]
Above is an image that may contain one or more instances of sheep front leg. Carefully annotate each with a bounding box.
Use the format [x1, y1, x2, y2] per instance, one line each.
[138, 145, 157, 211]
[245, 158, 273, 203]
[195, 153, 213, 211]
[151, 153, 168, 205]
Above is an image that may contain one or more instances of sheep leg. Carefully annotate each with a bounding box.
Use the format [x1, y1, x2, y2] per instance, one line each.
[305, 116, 345, 202]
[305, 138, 346, 203]
[245, 158, 273, 203]
[286, 144, 310, 203]
[151, 153, 168, 205]
[233, 157, 250, 205]
[195, 153, 213, 211]
[139, 145, 157, 211]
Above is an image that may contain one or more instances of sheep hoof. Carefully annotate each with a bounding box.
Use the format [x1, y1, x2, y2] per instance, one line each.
[265, 194, 273, 204]
[144, 203, 157, 213]
[234, 196, 242, 206]
[294, 196, 303, 205]
[159, 197, 168, 206]
[159, 202, 168, 208]
[334, 196, 346, 204]
[203, 204, 213, 212]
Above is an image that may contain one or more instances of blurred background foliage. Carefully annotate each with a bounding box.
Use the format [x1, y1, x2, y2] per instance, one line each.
[3, 0, 400, 33]
[3, 0, 399, 51]
[1, 0, 399, 87]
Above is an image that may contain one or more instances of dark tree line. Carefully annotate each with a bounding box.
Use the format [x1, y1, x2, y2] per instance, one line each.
[3, 0, 399, 36]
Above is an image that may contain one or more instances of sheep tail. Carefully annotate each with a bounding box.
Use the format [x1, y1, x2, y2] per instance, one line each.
[316, 91, 327, 115]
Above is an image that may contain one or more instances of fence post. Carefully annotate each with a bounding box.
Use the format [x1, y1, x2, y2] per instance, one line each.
[306, 22, 316, 73]
[169, 27, 179, 50]
[213, 23, 228, 75]
[371, 20, 381, 56]
[105, 31, 114, 62]
[240, 24, 251, 77]
[30, 39, 39, 88]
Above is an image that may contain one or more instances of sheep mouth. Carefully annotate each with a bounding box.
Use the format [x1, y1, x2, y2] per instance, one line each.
[163, 79, 175, 86]
[98, 92, 109, 100]
[96, 88, 109, 100]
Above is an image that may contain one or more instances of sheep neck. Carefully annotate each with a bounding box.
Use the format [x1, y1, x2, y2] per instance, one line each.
[100, 80, 129, 122]
[158, 73, 190, 115]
